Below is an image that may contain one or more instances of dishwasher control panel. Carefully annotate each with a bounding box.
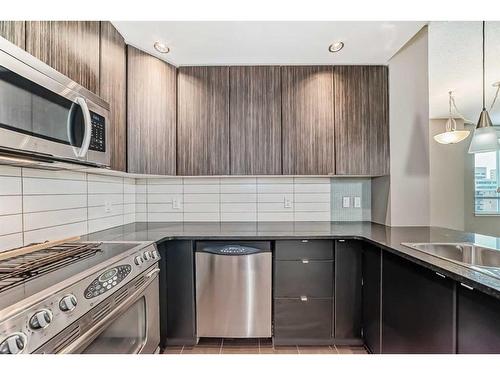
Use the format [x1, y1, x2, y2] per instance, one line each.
[195, 241, 272, 256]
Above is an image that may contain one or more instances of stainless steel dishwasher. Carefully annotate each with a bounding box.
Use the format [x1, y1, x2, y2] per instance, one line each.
[195, 241, 272, 338]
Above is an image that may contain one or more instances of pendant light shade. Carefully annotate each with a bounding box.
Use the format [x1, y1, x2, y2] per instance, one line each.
[433, 91, 470, 144]
[468, 21, 499, 154]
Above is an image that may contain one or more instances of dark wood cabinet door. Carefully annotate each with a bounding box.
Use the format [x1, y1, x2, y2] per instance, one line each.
[362, 243, 382, 354]
[334, 66, 389, 175]
[177, 66, 230, 175]
[229, 66, 281, 174]
[0, 21, 25, 48]
[334, 240, 363, 341]
[382, 253, 456, 353]
[457, 285, 500, 353]
[25, 21, 100, 93]
[281, 66, 335, 175]
[367, 66, 389, 175]
[99, 22, 126, 172]
[127, 46, 176, 175]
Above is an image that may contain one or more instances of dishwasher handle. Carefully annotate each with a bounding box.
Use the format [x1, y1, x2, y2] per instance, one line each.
[196, 244, 270, 256]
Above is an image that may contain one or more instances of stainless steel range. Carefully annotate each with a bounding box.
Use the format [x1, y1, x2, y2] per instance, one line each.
[0, 240, 161, 354]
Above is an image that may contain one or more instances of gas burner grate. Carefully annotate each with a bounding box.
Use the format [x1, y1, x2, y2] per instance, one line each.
[0, 242, 102, 293]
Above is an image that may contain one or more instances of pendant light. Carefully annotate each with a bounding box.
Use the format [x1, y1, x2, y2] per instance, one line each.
[468, 21, 499, 154]
[433, 91, 470, 144]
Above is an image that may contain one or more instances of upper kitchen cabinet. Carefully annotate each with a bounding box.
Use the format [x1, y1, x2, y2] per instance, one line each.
[0, 21, 25, 48]
[334, 65, 389, 176]
[127, 46, 177, 175]
[25, 21, 100, 94]
[229, 66, 281, 175]
[177, 66, 230, 176]
[282, 66, 335, 175]
[99, 22, 127, 172]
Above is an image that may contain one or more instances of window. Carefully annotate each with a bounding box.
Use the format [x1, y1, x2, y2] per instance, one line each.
[474, 151, 500, 214]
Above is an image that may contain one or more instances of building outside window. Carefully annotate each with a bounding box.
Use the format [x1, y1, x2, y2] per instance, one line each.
[474, 151, 500, 214]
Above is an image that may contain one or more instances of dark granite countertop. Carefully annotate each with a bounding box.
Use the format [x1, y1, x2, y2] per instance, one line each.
[82, 221, 500, 299]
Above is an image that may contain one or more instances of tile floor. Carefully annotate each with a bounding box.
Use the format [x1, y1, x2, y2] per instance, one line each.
[163, 338, 369, 354]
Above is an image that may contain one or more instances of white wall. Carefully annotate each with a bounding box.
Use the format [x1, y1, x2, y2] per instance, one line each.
[429, 119, 466, 230]
[373, 26, 430, 226]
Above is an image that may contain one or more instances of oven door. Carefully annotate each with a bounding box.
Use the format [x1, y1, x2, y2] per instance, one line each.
[37, 267, 161, 354]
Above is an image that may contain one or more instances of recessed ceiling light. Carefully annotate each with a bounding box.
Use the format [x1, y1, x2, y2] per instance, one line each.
[154, 41, 170, 54]
[328, 41, 344, 53]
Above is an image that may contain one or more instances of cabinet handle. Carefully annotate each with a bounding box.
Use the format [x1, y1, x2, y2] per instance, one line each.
[435, 272, 446, 278]
[338, 239, 345, 243]
[460, 283, 474, 290]
[301, 240, 309, 243]
[300, 296, 308, 302]
[301, 259, 309, 264]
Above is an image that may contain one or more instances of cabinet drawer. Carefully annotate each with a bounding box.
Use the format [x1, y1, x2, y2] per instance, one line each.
[275, 240, 333, 260]
[274, 298, 333, 341]
[274, 260, 333, 298]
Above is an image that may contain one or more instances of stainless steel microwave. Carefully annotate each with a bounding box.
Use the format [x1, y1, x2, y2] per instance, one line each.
[0, 37, 110, 167]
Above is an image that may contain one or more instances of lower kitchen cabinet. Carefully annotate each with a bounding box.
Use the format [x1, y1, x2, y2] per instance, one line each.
[361, 244, 382, 354]
[274, 298, 333, 345]
[382, 253, 456, 353]
[160, 240, 197, 347]
[334, 240, 363, 343]
[457, 284, 500, 353]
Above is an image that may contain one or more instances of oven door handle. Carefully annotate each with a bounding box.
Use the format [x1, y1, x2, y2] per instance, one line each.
[75, 97, 92, 158]
[146, 268, 160, 279]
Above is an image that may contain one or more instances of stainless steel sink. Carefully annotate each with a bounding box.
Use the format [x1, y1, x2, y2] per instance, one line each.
[401, 242, 500, 269]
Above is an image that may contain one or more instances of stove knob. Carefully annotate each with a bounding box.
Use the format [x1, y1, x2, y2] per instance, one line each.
[151, 250, 159, 259]
[0, 333, 27, 354]
[143, 251, 152, 261]
[59, 294, 78, 312]
[29, 309, 53, 330]
[134, 255, 144, 265]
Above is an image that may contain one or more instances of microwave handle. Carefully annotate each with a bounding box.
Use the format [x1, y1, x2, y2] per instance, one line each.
[75, 97, 92, 158]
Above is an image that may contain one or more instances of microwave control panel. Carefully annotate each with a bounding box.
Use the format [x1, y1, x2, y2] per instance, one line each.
[89, 112, 106, 152]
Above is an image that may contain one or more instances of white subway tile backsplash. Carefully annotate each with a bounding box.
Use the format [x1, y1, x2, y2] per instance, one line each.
[88, 181, 123, 194]
[148, 212, 183, 222]
[294, 184, 331, 193]
[258, 193, 293, 203]
[257, 184, 293, 194]
[148, 178, 182, 185]
[23, 194, 87, 213]
[257, 202, 293, 212]
[221, 212, 257, 221]
[183, 184, 220, 194]
[0, 214, 22, 236]
[24, 221, 87, 245]
[257, 212, 294, 221]
[184, 203, 219, 213]
[257, 177, 294, 184]
[295, 211, 331, 221]
[221, 193, 257, 203]
[0, 165, 21, 177]
[88, 194, 123, 207]
[23, 208, 87, 231]
[220, 184, 256, 194]
[136, 212, 147, 221]
[184, 194, 219, 203]
[88, 215, 123, 233]
[23, 168, 86, 181]
[148, 184, 183, 194]
[184, 212, 220, 222]
[147, 203, 178, 213]
[0, 233, 23, 252]
[184, 177, 219, 185]
[221, 177, 257, 184]
[221, 203, 257, 212]
[294, 202, 330, 212]
[88, 205, 124, 220]
[0, 176, 22, 195]
[0, 196, 22, 215]
[123, 194, 136, 204]
[23, 178, 86, 195]
[148, 194, 181, 204]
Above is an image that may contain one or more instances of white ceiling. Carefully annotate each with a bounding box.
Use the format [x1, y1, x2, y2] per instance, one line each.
[429, 21, 500, 124]
[112, 21, 426, 66]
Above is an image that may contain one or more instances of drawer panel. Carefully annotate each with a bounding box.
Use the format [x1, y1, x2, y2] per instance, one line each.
[274, 298, 333, 341]
[274, 260, 333, 298]
[275, 240, 334, 260]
